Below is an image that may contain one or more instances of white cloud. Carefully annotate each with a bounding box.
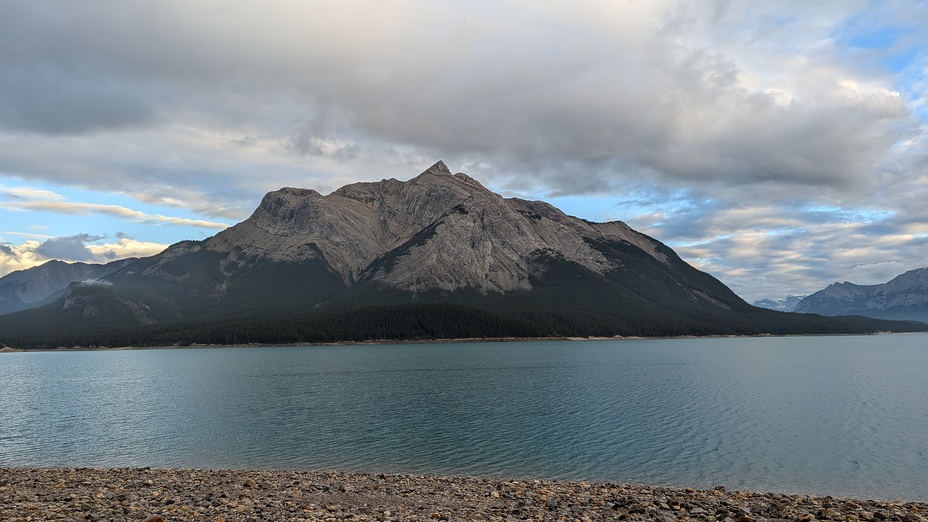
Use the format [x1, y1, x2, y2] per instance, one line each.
[12, 200, 230, 229]
[0, 235, 168, 276]
[87, 237, 169, 261]
[0, 240, 43, 277]
[1, 186, 64, 202]
[1, 186, 230, 229]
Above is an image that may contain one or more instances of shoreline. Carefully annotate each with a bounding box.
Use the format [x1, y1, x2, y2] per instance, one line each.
[2, 331, 919, 353]
[1, 467, 925, 522]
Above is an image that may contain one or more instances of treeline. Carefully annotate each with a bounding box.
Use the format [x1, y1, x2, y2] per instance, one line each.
[2, 298, 925, 350]
[0, 303, 540, 349]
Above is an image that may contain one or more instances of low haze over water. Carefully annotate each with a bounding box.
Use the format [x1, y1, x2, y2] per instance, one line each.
[1, 336, 926, 501]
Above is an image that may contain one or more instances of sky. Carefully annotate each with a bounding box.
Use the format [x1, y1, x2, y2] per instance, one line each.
[1, 1, 927, 303]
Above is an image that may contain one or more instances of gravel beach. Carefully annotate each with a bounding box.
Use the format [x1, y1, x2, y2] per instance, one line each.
[1, 467, 925, 522]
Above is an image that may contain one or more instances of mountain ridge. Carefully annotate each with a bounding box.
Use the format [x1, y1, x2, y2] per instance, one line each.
[794, 267, 928, 322]
[752, 295, 806, 312]
[129, 161, 670, 299]
[1, 162, 924, 348]
[0, 258, 135, 315]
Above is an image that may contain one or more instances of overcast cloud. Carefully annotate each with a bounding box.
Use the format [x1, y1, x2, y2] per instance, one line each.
[0, 0, 926, 301]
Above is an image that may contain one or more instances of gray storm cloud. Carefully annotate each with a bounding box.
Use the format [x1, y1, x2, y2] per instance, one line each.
[0, 1, 914, 194]
[33, 234, 102, 262]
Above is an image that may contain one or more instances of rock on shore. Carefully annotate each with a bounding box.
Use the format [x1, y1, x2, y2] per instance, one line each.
[0, 467, 925, 522]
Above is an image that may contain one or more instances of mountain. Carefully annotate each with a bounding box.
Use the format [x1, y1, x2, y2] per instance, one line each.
[752, 295, 806, 312]
[0, 258, 135, 315]
[1, 162, 924, 348]
[794, 268, 928, 322]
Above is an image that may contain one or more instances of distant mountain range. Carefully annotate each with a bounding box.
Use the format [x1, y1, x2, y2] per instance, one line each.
[792, 268, 928, 322]
[1, 162, 923, 348]
[0, 258, 134, 315]
[752, 295, 806, 313]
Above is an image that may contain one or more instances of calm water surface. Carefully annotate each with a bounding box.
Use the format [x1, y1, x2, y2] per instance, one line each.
[1, 335, 926, 500]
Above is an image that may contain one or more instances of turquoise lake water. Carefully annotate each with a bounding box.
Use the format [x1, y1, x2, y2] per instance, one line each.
[1, 335, 926, 500]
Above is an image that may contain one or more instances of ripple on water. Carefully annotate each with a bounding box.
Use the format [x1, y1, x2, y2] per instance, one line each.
[0, 336, 927, 500]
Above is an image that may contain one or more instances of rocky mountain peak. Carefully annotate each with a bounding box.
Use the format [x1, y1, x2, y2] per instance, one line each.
[424, 160, 451, 175]
[407, 161, 488, 192]
[794, 266, 928, 322]
[887, 267, 928, 289]
[136, 162, 678, 296]
[256, 187, 323, 216]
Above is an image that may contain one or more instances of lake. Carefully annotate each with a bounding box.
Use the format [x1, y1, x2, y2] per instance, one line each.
[1, 335, 926, 501]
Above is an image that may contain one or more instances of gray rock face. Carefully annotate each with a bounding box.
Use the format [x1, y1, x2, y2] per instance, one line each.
[162, 161, 669, 296]
[0, 259, 134, 315]
[794, 267, 928, 322]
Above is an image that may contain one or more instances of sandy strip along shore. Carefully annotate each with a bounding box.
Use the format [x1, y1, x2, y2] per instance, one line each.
[1, 467, 925, 522]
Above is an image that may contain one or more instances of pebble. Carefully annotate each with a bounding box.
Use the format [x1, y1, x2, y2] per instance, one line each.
[0, 467, 925, 522]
